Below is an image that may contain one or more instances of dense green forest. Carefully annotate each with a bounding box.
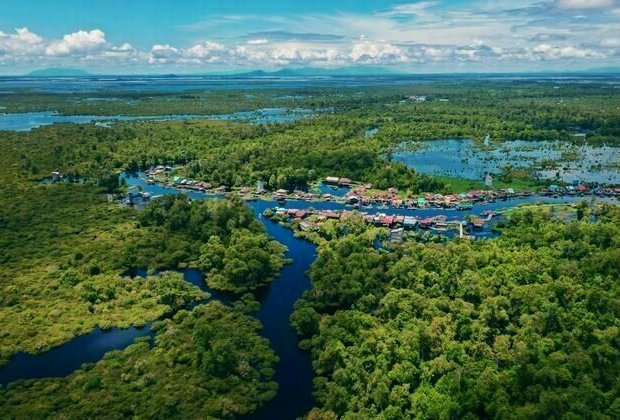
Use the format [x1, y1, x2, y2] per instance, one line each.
[139, 194, 287, 293]
[2, 81, 619, 194]
[0, 302, 278, 418]
[0, 181, 285, 361]
[2, 82, 619, 146]
[291, 205, 620, 418]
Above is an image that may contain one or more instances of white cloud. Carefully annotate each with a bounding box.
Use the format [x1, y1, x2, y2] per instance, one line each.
[531, 43, 606, 59]
[267, 43, 343, 64]
[247, 39, 269, 45]
[553, 0, 616, 10]
[350, 42, 408, 63]
[602, 37, 620, 46]
[45, 29, 107, 56]
[0, 28, 44, 55]
[149, 44, 180, 63]
[185, 41, 225, 57]
[1, 1, 618, 74]
[382, 1, 438, 17]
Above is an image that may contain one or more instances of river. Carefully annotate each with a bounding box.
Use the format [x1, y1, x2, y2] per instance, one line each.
[0, 108, 316, 132]
[0, 174, 592, 418]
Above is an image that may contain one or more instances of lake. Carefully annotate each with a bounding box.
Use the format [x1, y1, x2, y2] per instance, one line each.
[392, 139, 620, 184]
[0, 108, 317, 131]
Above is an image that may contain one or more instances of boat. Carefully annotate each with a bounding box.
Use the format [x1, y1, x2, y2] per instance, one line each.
[472, 219, 485, 230]
[419, 218, 432, 229]
[455, 201, 473, 211]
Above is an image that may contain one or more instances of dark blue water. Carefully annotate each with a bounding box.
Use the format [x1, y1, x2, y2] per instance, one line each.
[246, 201, 318, 419]
[0, 268, 237, 387]
[0, 108, 315, 131]
[0, 177, 319, 418]
[0, 325, 152, 386]
[315, 182, 350, 198]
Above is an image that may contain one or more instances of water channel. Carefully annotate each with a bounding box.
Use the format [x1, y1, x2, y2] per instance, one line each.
[0, 174, 592, 418]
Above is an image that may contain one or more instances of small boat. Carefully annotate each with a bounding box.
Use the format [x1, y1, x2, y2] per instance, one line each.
[455, 202, 473, 211]
[419, 218, 432, 229]
[431, 226, 449, 232]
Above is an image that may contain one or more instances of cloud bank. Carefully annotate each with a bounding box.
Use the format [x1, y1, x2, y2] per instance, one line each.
[0, 1, 618, 73]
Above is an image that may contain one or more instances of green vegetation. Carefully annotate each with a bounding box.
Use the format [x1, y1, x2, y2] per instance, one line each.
[0, 177, 285, 361]
[2, 82, 619, 149]
[2, 79, 620, 418]
[0, 302, 278, 419]
[5, 80, 619, 196]
[292, 204, 620, 418]
[138, 194, 287, 293]
[435, 170, 544, 194]
[1, 115, 441, 193]
[0, 183, 192, 361]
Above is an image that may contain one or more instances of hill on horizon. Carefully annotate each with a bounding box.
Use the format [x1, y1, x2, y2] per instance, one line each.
[26, 68, 92, 77]
[228, 66, 397, 77]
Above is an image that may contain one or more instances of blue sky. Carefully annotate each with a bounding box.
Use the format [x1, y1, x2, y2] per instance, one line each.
[1, 0, 619, 74]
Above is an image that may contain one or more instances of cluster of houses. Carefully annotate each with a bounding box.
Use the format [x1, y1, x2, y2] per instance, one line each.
[541, 184, 620, 197]
[344, 185, 523, 209]
[324, 176, 354, 186]
[143, 166, 620, 207]
[146, 167, 228, 193]
[267, 207, 488, 235]
[405, 95, 427, 103]
[147, 165, 173, 177]
[121, 185, 154, 210]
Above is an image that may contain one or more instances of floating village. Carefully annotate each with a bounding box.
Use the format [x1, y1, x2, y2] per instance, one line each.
[133, 165, 620, 206]
[89, 165, 620, 242]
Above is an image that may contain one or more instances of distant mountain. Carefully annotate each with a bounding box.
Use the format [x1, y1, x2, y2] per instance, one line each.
[26, 68, 92, 77]
[231, 66, 397, 77]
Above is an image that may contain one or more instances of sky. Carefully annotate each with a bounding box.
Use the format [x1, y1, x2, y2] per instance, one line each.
[1, 0, 619, 74]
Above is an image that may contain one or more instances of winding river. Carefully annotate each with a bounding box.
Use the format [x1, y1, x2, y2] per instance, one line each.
[0, 174, 594, 419]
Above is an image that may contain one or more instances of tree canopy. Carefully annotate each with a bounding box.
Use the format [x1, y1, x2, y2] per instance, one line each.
[293, 205, 620, 419]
